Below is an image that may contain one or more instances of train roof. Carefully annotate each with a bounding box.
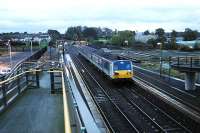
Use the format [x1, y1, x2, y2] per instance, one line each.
[80, 46, 124, 61]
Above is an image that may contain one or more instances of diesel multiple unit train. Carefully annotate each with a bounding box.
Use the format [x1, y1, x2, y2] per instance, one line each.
[78, 46, 133, 79]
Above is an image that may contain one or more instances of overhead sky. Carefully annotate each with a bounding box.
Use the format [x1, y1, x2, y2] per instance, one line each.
[0, 0, 200, 33]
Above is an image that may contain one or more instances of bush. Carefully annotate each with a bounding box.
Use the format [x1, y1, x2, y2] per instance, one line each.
[147, 38, 157, 48]
[194, 43, 200, 50]
[91, 40, 104, 45]
[11, 41, 26, 46]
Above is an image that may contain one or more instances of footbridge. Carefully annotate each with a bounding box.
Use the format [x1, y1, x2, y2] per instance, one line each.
[171, 56, 200, 90]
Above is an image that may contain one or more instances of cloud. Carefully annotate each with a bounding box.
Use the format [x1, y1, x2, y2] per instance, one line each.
[0, 0, 200, 32]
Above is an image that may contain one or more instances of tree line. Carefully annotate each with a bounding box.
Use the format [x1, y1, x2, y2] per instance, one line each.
[146, 28, 199, 49]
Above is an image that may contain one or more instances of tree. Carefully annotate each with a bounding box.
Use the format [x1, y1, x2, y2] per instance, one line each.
[1, 33, 12, 40]
[169, 30, 178, 49]
[102, 28, 113, 39]
[155, 28, 165, 40]
[47, 29, 61, 42]
[83, 27, 98, 40]
[147, 38, 157, 48]
[65, 26, 83, 40]
[183, 28, 198, 41]
[111, 30, 134, 46]
[143, 30, 150, 35]
[110, 35, 122, 46]
[171, 30, 177, 38]
[155, 28, 166, 47]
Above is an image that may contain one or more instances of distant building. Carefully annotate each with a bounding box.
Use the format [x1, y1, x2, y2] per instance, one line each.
[21, 34, 51, 43]
[176, 40, 200, 49]
[176, 37, 184, 42]
[135, 32, 157, 43]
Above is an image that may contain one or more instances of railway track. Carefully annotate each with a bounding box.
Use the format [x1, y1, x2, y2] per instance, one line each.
[116, 88, 191, 132]
[71, 53, 139, 133]
[67, 46, 192, 132]
[134, 73, 200, 113]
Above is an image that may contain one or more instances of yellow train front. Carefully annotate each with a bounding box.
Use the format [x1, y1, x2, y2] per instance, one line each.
[111, 60, 133, 79]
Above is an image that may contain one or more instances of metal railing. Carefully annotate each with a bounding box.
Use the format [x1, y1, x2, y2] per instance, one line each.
[61, 71, 72, 133]
[171, 56, 200, 68]
[48, 66, 72, 133]
[0, 69, 41, 112]
[2, 47, 47, 80]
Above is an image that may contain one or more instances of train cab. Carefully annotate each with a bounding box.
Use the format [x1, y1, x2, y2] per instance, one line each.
[112, 60, 133, 79]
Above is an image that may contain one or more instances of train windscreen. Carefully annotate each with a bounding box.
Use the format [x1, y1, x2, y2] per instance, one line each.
[113, 61, 131, 71]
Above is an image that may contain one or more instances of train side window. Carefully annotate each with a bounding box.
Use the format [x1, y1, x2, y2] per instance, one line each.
[104, 61, 110, 71]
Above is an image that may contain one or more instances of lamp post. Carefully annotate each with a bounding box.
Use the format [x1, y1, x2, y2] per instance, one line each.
[6, 40, 12, 68]
[30, 38, 33, 55]
[157, 42, 163, 76]
[124, 40, 128, 46]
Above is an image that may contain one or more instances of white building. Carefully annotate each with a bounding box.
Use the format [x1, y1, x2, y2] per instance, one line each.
[135, 32, 157, 43]
[176, 37, 184, 42]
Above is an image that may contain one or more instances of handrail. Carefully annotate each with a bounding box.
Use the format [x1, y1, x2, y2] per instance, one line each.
[61, 71, 72, 133]
[0, 69, 41, 85]
[48, 68, 72, 133]
[5, 47, 47, 79]
[171, 56, 200, 68]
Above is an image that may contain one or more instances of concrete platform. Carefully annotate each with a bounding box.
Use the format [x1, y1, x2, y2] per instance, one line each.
[0, 73, 64, 133]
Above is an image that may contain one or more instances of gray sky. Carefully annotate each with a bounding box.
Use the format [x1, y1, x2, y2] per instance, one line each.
[0, 0, 200, 33]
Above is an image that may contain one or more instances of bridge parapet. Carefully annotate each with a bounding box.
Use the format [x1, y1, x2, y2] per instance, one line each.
[171, 56, 200, 72]
[170, 56, 200, 90]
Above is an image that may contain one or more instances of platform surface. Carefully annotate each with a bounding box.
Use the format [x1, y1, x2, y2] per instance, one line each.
[0, 73, 64, 133]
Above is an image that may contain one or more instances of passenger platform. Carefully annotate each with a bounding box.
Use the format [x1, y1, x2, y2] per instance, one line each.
[0, 72, 64, 133]
[0, 47, 106, 133]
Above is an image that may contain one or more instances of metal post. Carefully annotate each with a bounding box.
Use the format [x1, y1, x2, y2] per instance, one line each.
[63, 44, 65, 57]
[177, 57, 180, 66]
[2, 76, 7, 106]
[168, 57, 171, 81]
[186, 56, 188, 64]
[190, 57, 192, 68]
[9, 44, 12, 68]
[7, 40, 12, 68]
[50, 46, 52, 60]
[50, 69, 55, 94]
[159, 42, 163, 77]
[25, 69, 29, 86]
[31, 40, 33, 55]
[17, 70, 21, 94]
[36, 68, 40, 88]
[160, 57, 162, 77]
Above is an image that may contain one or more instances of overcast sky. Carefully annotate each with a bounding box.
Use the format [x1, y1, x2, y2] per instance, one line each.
[0, 0, 200, 33]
